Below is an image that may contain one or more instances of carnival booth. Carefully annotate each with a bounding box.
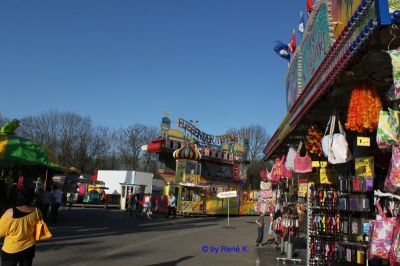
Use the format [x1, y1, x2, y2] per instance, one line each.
[0, 120, 65, 213]
[265, 0, 400, 265]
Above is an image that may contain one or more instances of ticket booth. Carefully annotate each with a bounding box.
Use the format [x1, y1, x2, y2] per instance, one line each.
[120, 183, 145, 210]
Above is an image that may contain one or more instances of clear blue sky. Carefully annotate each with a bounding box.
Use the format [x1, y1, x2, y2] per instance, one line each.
[0, 0, 306, 136]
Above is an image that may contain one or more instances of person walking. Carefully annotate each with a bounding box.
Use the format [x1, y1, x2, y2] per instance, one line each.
[166, 193, 177, 218]
[140, 194, 152, 220]
[50, 185, 63, 224]
[0, 187, 45, 266]
[255, 212, 265, 247]
[40, 186, 51, 223]
[165, 195, 172, 218]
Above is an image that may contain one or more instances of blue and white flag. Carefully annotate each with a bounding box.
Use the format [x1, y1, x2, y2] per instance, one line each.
[298, 11, 305, 34]
[273, 41, 290, 62]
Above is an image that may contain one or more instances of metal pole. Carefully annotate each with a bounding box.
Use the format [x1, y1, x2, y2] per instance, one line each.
[228, 197, 230, 227]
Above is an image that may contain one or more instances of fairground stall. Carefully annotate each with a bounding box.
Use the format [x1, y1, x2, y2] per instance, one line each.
[145, 116, 257, 216]
[264, 0, 400, 265]
[0, 120, 66, 214]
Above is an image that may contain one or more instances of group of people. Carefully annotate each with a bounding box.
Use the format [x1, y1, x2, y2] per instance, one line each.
[254, 205, 284, 248]
[255, 204, 306, 249]
[125, 192, 177, 220]
[36, 181, 64, 224]
[126, 193, 153, 220]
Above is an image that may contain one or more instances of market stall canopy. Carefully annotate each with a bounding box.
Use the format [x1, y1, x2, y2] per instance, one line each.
[0, 132, 65, 171]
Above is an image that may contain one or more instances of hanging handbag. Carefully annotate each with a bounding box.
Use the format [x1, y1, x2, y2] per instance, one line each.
[260, 181, 272, 191]
[35, 208, 52, 241]
[285, 146, 297, 171]
[322, 114, 353, 164]
[385, 146, 400, 193]
[369, 201, 397, 260]
[294, 142, 312, 173]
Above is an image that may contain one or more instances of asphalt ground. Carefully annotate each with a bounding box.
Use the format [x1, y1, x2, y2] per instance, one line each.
[5, 208, 307, 266]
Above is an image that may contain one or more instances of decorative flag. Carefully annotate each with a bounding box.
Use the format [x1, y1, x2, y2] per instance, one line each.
[307, 0, 314, 16]
[273, 41, 291, 62]
[288, 30, 296, 54]
[298, 11, 305, 34]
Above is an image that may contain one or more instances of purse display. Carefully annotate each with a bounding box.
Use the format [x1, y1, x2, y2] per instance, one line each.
[294, 141, 312, 173]
[322, 114, 353, 164]
[285, 146, 297, 171]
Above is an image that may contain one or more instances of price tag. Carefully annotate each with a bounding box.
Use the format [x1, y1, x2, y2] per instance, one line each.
[312, 161, 320, 168]
[357, 136, 370, 147]
[320, 161, 328, 168]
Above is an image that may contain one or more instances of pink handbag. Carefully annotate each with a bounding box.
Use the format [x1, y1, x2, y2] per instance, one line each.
[294, 142, 313, 173]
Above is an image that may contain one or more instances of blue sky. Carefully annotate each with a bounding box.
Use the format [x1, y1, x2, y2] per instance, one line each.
[0, 0, 306, 136]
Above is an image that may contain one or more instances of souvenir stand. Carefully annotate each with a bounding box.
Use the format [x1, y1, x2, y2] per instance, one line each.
[264, 1, 400, 265]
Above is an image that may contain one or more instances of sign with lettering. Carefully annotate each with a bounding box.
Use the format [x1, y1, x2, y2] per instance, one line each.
[355, 157, 374, 177]
[178, 118, 237, 146]
[217, 190, 238, 199]
[312, 161, 320, 167]
[357, 136, 371, 147]
[286, 55, 301, 110]
[301, 3, 333, 88]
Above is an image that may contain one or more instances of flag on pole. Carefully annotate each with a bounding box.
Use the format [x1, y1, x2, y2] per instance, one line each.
[288, 30, 296, 54]
[298, 11, 305, 34]
[307, 0, 314, 16]
[273, 41, 291, 62]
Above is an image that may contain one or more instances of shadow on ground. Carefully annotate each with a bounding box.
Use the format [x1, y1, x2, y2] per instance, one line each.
[145, 256, 194, 266]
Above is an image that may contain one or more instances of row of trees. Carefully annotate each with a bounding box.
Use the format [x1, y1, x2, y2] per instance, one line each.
[0, 111, 270, 189]
[0, 111, 159, 174]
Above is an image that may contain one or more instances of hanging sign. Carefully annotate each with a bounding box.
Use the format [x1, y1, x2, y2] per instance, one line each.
[178, 118, 237, 146]
[320, 167, 337, 184]
[312, 161, 321, 167]
[298, 183, 308, 197]
[355, 157, 374, 177]
[301, 2, 334, 88]
[217, 190, 238, 199]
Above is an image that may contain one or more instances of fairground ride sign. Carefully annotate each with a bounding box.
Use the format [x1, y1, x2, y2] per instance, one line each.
[301, 1, 334, 88]
[286, 54, 301, 110]
[178, 118, 237, 146]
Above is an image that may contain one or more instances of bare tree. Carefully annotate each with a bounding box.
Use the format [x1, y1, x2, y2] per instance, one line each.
[228, 125, 270, 189]
[228, 124, 270, 162]
[19, 111, 115, 173]
[116, 124, 158, 171]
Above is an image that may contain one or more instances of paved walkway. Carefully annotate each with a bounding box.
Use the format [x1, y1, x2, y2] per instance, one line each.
[31, 208, 306, 266]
